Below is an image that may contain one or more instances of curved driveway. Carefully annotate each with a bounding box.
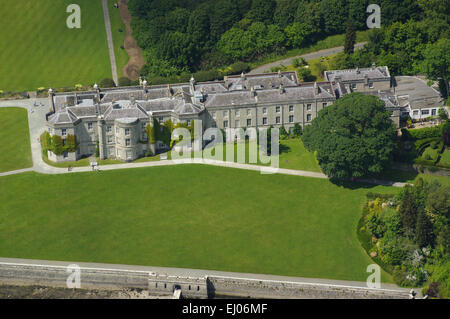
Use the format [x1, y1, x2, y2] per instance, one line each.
[249, 42, 367, 74]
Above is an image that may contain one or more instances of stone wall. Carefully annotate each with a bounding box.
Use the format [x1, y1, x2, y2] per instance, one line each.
[0, 262, 410, 299]
[208, 276, 409, 299]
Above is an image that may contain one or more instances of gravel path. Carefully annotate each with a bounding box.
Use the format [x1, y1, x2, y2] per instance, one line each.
[249, 42, 367, 75]
[102, 0, 118, 85]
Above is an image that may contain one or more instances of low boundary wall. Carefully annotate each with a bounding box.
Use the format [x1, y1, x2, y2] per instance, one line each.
[0, 260, 411, 299]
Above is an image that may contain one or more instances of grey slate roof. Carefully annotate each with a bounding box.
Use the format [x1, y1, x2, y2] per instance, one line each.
[325, 66, 390, 83]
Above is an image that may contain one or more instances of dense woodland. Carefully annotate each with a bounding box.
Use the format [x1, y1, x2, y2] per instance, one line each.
[127, 0, 448, 84]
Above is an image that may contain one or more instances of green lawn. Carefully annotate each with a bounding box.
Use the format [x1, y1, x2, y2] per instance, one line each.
[0, 0, 128, 92]
[0, 165, 398, 282]
[169, 138, 321, 172]
[0, 108, 32, 172]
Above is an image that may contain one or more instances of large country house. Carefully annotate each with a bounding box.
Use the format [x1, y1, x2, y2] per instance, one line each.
[45, 65, 445, 162]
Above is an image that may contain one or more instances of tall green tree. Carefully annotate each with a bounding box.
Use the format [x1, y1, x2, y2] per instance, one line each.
[302, 93, 397, 179]
[344, 20, 357, 55]
[421, 38, 450, 98]
[248, 0, 276, 24]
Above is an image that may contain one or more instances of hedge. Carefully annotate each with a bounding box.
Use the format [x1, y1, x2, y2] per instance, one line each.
[408, 126, 442, 140]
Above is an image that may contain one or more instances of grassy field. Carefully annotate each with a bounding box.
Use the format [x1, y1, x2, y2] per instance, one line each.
[0, 108, 32, 172]
[0, 165, 398, 282]
[0, 0, 128, 92]
[168, 138, 321, 172]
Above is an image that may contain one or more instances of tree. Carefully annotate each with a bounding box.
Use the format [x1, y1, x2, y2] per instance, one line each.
[284, 22, 311, 48]
[279, 126, 288, 139]
[248, 0, 276, 24]
[344, 20, 357, 55]
[416, 210, 434, 247]
[441, 120, 450, 146]
[302, 93, 397, 179]
[293, 123, 302, 137]
[421, 39, 450, 98]
[273, 0, 300, 28]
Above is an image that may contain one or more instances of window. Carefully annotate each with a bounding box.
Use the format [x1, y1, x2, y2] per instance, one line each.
[212, 122, 217, 128]
[116, 137, 119, 144]
[307, 104, 312, 110]
[432, 109, 437, 116]
[159, 117, 164, 123]
[351, 83, 356, 89]
[88, 123, 93, 131]
[223, 110, 228, 117]
[62, 139, 66, 146]
[126, 150, 132, 159]
[61, 129, 67, 136]
[106, 126, 112, 133]
[247, 109, 251, 116]
[48, 127, 52, 134]
[413, 110, 419, 115]
[369, 82, 374, 89]
[235, 120, 240, 127]
[323, 102, 327, 107]
[263, 117, 267, 125]
[186, 120, 191, 126]
[142, 133, 148, 141]
[223, 120, 228, 128]
[108, 148, 114, 156]
[276, 106, 281, 113]
[289, 127, 293, 134]
[142, 123, 146, 130]
[422, 109, 430, 115]
[235, 110, 239, 117]
[247, 118, 252, 126]
[276, 116, 280, 124]
[63, 151, 68, 158]
[307, 114, 312, 122]
[125, 138, 131, 146]
[107, 136, 112, 143]
[289, 115, 294, 123]
[125, 128, 130, 135]
[262, 107, 267, 114]
[116, 127, 119, 134]
[289, 105, 294, 112]
[211, 111, 216, 119]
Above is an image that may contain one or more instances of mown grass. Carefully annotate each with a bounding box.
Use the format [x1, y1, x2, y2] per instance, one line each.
[0, 165, 398, 282]
[0, 108, 32, 172]
[0, 0, 128, 92]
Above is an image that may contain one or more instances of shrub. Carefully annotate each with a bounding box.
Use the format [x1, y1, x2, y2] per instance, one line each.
[227, 62, 250, 75]
[408, 127, 441, 140]
[118, 77, 132, 87]
[100, 78, 116, 88]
